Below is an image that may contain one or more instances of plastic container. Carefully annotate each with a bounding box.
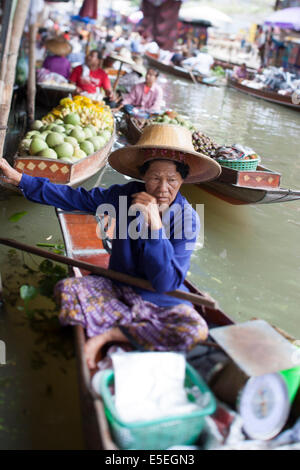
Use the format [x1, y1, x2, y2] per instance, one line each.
[99, 363, 216, 450]
[216, 157, 260, 171]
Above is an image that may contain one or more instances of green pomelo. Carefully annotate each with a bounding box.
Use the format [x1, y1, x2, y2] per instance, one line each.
[64, 136, 78, 148]
[29, 138, 48, 155]
[65, 124, 75, 130]
[101, 130, 111, 141]
[70, 128, 85, 143]
[46, 132, 65, 148]
[54, 119, 64, 125]
[51, 125, 65, 133]
[37, 148, 58, 159]
[73, 147, 87, 159]
[80, 140, 94, 155]
[18, 139, 31, 154]
[31, 120, 44, 131]
[87, 124, 97, 136]
[87, 136, 102, 151]
[64, 112, 81, 126]
[26, 130, 39, 139]
[83, 127, 93, 139]
[55, 142, 74, 159]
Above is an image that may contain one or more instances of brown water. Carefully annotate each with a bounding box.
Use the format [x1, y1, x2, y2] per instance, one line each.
[0, 73, 300, 449]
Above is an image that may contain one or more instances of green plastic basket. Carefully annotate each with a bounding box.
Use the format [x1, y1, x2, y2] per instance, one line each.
[217, 157, 260, 171]
[99, 363, 216, 450]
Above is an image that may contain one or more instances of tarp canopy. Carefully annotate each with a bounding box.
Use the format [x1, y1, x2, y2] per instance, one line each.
[264, 7, 300, 31]
[179, 4, 232, 28]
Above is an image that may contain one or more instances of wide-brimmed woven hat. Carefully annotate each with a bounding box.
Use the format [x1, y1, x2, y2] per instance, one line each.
[109, 47, 135, 66]
[131, 56, 146, 76]
[45, 36, 72, 56]
[108, 124, 221, 183]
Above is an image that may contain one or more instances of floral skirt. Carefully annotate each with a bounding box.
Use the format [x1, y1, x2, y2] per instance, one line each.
[54, 275, 208, 352]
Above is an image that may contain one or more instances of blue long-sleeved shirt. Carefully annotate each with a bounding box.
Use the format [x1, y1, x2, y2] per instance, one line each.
[19, 174, 200, 307]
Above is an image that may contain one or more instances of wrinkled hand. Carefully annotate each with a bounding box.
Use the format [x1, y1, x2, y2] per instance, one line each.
[131, 192, 163, 230]
[0, 158, 22, 186]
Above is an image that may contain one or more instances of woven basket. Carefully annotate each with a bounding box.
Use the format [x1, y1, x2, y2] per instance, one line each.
[217, 157, 260, 171]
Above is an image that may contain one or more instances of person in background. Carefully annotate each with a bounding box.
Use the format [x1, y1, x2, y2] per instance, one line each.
[117, 56, 146, 93]
[42, 36, 72, 80]
[70, 49, 114, 102]
[181, 47, 214, 77]
[120, 68, 164, 118]
[233, 63, 248, 81]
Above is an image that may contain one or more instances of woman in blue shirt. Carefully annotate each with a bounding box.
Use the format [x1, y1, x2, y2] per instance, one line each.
[0, 124, 221, 368]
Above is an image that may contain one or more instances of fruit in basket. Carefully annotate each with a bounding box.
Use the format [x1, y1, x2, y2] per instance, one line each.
[99, 129, 111, 142]
[86, 136, 102, 151]
[83, 127, 93, 139]
[51, 125, 65, 133]
[80, 140, 94, 155]
[192, 131, 219, 158]
[31, 120, 44, 131]
[73, 146, 87, 159]
[64, 112, 80, 126]
[37, 148, 58, 159]
[46, 132, 65, 148]
[70, 127, 85, 143]
[18, 138, 31, 154]
[55, 142, 74, 160]
[64, 136, 78, 148]
[29, 138, 48, 155]
[26, 130, 40, 139]
[87, 124, 97, 136]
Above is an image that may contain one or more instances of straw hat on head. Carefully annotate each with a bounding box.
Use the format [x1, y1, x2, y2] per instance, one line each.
[131, 56, 146, 76]
[45, 36, 72, 56]
[109, 124, 221, 184]
[109, 47, 135, 66]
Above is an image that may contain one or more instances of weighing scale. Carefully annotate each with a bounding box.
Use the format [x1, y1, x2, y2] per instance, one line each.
[210, 320, 300, 440]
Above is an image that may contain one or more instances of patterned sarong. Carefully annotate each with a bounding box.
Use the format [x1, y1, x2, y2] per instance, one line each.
[54, 276, 208, 352]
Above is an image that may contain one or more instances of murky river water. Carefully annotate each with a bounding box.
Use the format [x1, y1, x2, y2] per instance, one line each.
[0, 72, 300, 449]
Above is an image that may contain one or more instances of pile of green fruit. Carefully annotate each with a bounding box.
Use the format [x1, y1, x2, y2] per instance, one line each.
[150, 111, 195, 132]
[192, 130, 219, 158]
[18, 113, 112, 163]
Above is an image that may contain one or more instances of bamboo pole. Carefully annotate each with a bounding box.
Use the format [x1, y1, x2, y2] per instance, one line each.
[0, 0, 15, 102]
[0, 0, 30, 158]
[27, 22, 37, 123]
[0, 237, 217, 309]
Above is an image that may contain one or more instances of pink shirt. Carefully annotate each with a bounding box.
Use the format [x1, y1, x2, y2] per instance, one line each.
[122, 82, 163, 113]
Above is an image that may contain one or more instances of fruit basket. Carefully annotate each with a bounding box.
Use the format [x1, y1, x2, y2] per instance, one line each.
[216, 156, 260, 171]
[99, 363, 216, 450]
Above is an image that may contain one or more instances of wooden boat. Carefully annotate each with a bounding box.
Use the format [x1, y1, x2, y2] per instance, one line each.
[56, 209, 234, 449]
[228, 77, 300, 112]
[13, 126, 115, 187]
[125, 115, 300, 205]
[36, 83, 76, 108]
[144, 52, 219, 87]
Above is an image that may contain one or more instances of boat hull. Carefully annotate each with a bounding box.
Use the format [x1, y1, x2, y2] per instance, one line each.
[14, 128, 115, 186]
[228, 78, 300, 112]
[144, 52, 218, 86]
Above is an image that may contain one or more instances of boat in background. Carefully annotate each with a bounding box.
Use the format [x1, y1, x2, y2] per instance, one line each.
[124, 115, 300, 205]
[228, 78, 300, 112]
[144, 52, 219, 86]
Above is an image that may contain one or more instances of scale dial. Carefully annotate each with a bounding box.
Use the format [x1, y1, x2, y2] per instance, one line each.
[239, 373, 290, 440]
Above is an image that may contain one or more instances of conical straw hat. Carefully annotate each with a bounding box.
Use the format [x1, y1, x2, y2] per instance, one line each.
[109, 47, 135, 66]
[109, 124, 221, 183]
[45, 37, 72, 56]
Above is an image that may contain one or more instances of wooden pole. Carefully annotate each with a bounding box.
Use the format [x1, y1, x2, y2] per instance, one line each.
[0, 237, 216, 309]
[0, 1, 15, 101]
[113, 61, 123, 92]
[0, 0, 30, 158]
[27, 22, 37, 124]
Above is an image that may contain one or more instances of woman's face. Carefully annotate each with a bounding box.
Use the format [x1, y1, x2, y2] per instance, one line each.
[144, 160, 183, 206]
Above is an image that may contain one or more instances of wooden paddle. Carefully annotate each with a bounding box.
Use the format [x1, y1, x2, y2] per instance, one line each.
[0, 237, 216, 309]
[113, 61, 123, 92]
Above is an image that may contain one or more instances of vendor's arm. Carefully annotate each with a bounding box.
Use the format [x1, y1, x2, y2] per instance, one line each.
[141, 209, 200, 293]
[0, 158, 123, 213]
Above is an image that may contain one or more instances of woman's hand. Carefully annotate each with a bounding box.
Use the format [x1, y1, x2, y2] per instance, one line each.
[0, 158, 22, 186]
[131, 192, 163, 231]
